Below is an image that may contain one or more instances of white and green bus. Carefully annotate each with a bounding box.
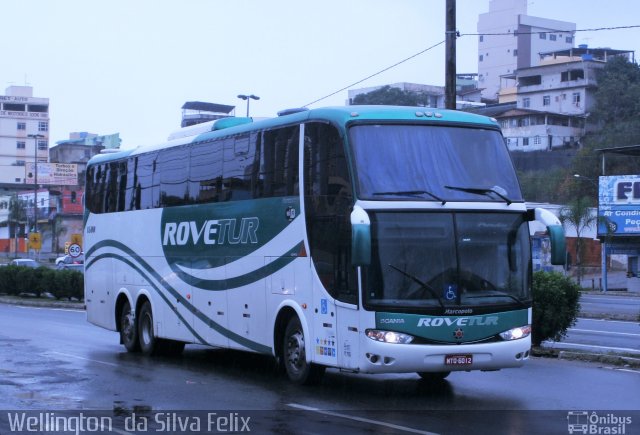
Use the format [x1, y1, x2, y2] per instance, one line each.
[84, 106, 565, 384]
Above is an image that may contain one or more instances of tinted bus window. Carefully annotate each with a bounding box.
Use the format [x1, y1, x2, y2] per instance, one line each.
[189, 140, 223, 204]
[222, 133, 258, 201]
[304, 122, 356, 304]
[259, 126, 299, 198]
[131, 152, 158, 210]
[157, 146, 189, 207]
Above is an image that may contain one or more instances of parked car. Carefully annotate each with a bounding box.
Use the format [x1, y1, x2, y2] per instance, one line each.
[10, 259, 41, 268]
[56, 263, 84, 273]
[55, 253, 84, 265]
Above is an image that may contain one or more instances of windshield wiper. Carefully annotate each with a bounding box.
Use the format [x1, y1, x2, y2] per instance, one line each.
[464, 291, 526, 306]
[444, 185, 512, 205]
[373, 190, 446, 205]
[387, 264, 445, 307]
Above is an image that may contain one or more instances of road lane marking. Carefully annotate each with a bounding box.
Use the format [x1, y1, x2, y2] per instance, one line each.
[602, 367, 640, 375]
[570, 328, 640, 337]
[287, 403, 439, 435]
[581, 298, 640, 303]
[101, 423, 135, 435]
[577, 317, 640, 325]
[46, 351, 119, 367]
[15, 305, 84, 313]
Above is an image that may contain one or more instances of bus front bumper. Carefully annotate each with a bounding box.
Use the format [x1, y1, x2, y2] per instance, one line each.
[359, 337, 531, 374]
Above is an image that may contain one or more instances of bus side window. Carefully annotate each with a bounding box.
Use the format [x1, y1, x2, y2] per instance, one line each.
[189, 140, 223, 204]
[135, 152, 158, 209]
[157, 146, 189, 207]
[222, 134, 255, 202]
[304, 122, 357, 304]
[260, 126, 299, 198]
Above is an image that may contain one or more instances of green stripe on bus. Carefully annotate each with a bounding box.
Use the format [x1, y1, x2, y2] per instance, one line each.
[87, 253, 207, 346]
[85, 240, 285, 354]
[170, 242, 303, 290]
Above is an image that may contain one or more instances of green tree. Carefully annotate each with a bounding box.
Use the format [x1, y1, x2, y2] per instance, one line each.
[559, 197, 597, 285]
[572, 57, 640, 180]
[352, 85, 428, 106]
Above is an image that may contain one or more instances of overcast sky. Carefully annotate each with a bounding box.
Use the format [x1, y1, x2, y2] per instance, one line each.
[2, 0, 639, 148]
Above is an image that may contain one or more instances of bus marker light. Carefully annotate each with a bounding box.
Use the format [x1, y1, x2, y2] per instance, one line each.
[301, 303, 307, 309]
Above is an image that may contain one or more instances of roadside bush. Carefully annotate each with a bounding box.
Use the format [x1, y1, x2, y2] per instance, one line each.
[15, 267, 40, 297]
[0, 265, 83, 300]
[0, 265, 21, 296]
[532, 271, 581, 346]
[51, 270, 84, 300]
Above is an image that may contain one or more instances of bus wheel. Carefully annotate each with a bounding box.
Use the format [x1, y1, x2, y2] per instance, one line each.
[138, 301, 159, 355]
[283, 317, 325, 385]
[120, 299, 140, 352]
[417, 371, 451, 382]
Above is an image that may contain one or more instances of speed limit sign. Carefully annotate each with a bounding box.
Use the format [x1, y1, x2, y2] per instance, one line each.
[68, 243, 82, 258]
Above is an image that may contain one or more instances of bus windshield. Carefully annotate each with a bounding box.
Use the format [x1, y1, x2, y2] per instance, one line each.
[349, 124, 523, 202]
[363, 212, 532, 311]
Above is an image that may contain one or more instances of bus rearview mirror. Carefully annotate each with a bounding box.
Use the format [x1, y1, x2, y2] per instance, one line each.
[351, 206, 371, 266]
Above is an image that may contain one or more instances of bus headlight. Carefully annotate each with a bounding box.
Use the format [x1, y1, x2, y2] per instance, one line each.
[499, 325, 532, 341]
[365, 329, 414, 344]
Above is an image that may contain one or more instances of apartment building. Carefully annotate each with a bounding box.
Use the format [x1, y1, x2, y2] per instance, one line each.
[0, 86, 49, 184]
[496, 47, 634, 151]
[477, 0, 575, 101]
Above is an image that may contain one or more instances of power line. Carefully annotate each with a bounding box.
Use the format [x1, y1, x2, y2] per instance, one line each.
[460, 24, 640, 37]
[303, 40, 446, 107]
[302, 24, 640, 108]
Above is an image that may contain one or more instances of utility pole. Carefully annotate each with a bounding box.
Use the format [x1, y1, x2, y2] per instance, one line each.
[27, 134, 44, 233]
[445, 0, 457, 110]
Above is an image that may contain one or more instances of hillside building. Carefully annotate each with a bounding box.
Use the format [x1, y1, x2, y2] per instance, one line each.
[477, 0, 576, 101]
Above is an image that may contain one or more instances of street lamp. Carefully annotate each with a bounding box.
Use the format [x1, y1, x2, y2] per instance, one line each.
[573, 173, 598, 187]
[237, 94, 260, 117]
[27, 133, 44, 233]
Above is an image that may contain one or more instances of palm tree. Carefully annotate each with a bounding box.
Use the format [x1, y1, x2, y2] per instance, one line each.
[8, 195, 26, 257]
[559, 197, 598, 285]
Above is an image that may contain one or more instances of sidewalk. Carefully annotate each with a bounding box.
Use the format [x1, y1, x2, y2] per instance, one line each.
[578, 269, 640, 293]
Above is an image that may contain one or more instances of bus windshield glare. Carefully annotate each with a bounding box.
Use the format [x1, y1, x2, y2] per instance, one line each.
[364, 212, 532, 310]
[349, 124, 523, 202]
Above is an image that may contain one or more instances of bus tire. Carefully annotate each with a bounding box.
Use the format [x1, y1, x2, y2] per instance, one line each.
[417, 371, 451, 382]
[120, 299, 140, 352]
[283, 316, 325, 385]
[138, 300, 160, 356]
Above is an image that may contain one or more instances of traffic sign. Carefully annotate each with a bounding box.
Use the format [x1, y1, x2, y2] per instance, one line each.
[71, 233, 83, 246]
[28, 232, 42, 251]
[68, 243, 82, 258]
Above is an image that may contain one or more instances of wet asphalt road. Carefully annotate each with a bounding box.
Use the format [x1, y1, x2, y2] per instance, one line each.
[0, 304, 639, 435]
[579, 293, 640, 320]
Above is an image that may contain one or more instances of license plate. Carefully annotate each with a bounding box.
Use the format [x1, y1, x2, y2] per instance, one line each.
[445, 354, 473, 366]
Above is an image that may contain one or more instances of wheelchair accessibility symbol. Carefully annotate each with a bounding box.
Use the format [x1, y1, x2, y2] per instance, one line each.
[444, 284, 457, 301]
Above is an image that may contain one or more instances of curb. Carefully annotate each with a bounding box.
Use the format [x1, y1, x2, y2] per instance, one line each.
[557, 351, 640, 369]
[532, 347, 640, 369]
[0, 296, 84, 310]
